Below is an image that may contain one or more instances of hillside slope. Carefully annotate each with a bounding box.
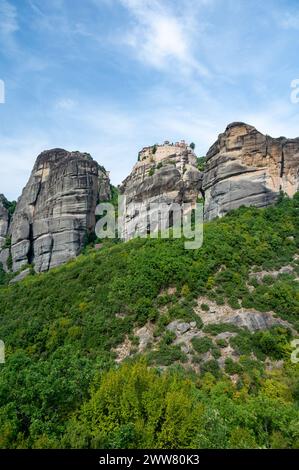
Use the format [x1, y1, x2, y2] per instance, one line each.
[0, 194, 298, 448]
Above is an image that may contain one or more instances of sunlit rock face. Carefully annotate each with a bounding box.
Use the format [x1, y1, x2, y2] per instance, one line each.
[202, 122, 299, 220]
[9, 149, 110, 272]
[0, 198, 9, 249]
[1, 122, 298, 276]
[119, 141, 203, 239]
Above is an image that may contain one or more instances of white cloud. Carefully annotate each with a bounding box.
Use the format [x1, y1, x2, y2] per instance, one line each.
[119, 0, 210, 76]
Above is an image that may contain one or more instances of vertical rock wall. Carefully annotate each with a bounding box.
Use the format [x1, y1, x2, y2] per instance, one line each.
[8, 149, 110, 272]
[202, 122, 299, 220]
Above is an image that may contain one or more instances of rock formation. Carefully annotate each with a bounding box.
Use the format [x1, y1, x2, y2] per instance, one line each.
[119, 141, 203, 239]
[120, 123, 299, 234]
[1, 121, 298, 275]
[0, 196, 11, 272]
[0, 196, 9, 249]
[203, 122, 299, 220]
[2, 149, 110, 273]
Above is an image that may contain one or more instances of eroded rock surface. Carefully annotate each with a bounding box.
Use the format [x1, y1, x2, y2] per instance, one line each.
[119, 141, 203, 239]
[9, 149, 110, 272]
[0, 197, 9, 249]
[196, 297, 293, 332]
[203, 122, 299, 220]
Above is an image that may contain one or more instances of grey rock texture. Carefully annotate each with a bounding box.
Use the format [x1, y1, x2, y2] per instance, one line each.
[203, 122, 299, 220]
[0, 248, 10, 272]
[98, 168, 111, 201]
[1, 121, 299, 274]
[223, 311, 291, 332]
[197, 297, 294, 332]
[9, 268, 30, 284]
[120, 123, 299, 236]
[8, 149, 110, 272]
[119, 141, 203, 239]
[0, 198, 9, 249]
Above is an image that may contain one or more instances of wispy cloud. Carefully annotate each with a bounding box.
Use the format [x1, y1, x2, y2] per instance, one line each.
[279, 12, 299, 30]
[0, 0, 18, 35]
[0, 0, 18, 56]
[118, 0, 210, 77]
[55, 98, 77, 111]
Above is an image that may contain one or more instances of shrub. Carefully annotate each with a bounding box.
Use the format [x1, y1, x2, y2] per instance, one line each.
[191, 336, 214, 354]
[196, 156, 206, 171]
[225, 358, 243, 375]
[201, 303, 210, 311]
[161, 330, 176, 345]
[168, 303, 203, 329]
[203, 323, 241, 336]
[200, 359, 221, 377]
[216, 339, 228, 348]
[148, 344, 187, 366]
[133, 298, 158, 325]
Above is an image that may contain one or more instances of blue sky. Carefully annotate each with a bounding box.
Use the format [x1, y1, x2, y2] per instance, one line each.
[1, 0, 299, 200]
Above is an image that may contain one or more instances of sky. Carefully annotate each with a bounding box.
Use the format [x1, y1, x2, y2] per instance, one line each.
[1, 0, 299, 200]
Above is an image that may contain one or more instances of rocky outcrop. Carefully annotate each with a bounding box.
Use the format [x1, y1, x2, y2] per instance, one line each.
[203, 122, 299, 220]
[0, 196, 9, 249]
[119, 141, 203, 239]
[120, 124, 299, 235]
[0, 248, 10, 273]
[7, 149, 110, 272]
[98, 167, 111, 201]
[1, 122, 299, 275]
[196, 297, 294, 332]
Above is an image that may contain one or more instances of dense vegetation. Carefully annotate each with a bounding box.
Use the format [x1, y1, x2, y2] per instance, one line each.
[196, 156, 206, 171]
[0, 194, 298, 448]
[0, 194, 16, 218]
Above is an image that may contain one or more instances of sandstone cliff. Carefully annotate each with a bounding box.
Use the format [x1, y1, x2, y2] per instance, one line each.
[120, 123, 299, 234]
[0, 196, 9, 249]
[1, 122, 299, 275]
[119, 141, 203, 238]
[203, 122, 299, 220]
[4, 149, 110, 273]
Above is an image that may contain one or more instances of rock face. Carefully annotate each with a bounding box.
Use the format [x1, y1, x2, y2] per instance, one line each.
[119, 141, 203, 238]
[120, 124, 299, 236]
[203, 122, 299, 220]
[196, 297, 294, 332]
[0, 198, 9, 249]
[8, 149, 110, 272]
[1, 121, 299, 275]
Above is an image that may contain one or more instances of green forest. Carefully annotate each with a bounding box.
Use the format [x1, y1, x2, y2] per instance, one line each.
[0, 194, 298, 448]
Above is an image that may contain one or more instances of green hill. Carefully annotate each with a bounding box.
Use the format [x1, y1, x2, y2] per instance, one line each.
[0, 194, 298, 448]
